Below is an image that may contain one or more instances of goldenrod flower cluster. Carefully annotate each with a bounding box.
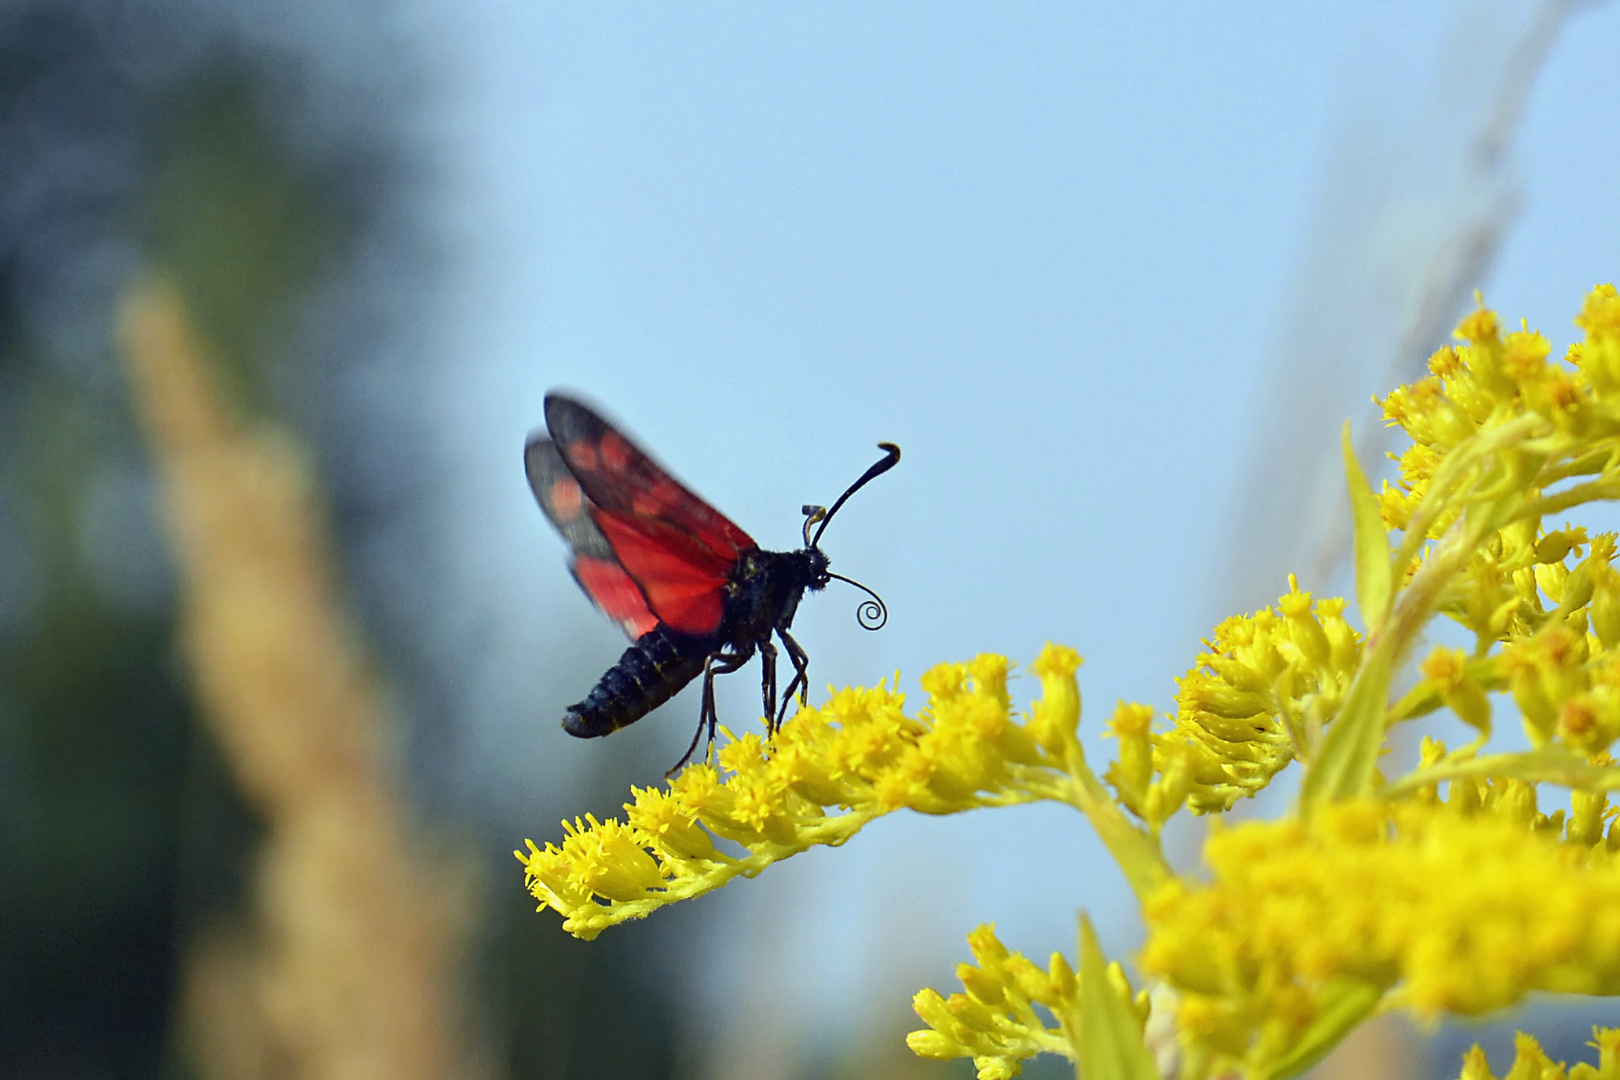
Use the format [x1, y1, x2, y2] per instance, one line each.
[907, 923, 1080, 1079]
[905, 922, 1149, 1080]
[529, 284, 1620, 1079]
[1166, 576, 1361, 813]
[1123, 285, 1620, 1077]
[519, 647, 1170, 939]
[1455, 1028, 1620, 1080]
[1141, 796, 1620, 1064]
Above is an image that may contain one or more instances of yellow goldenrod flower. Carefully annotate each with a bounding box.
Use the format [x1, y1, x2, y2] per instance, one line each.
[1166, 576, 1360, 813]
[905, 923, 1081, 1079]
[1576, 283, 1620, 393]
[518, 646, 1172, 938]
[1419, 645, 1492, 741]
[1141, 798, 1620, 1072]
[906, 921, 1152, 1080]
[1452, 1027, 1620, 1080]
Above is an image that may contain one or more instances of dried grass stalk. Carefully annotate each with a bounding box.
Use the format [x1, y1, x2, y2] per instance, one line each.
[120, 273, 475, 1080]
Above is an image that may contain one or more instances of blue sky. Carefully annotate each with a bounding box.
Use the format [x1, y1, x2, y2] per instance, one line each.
[405, 0, 1620, 1065]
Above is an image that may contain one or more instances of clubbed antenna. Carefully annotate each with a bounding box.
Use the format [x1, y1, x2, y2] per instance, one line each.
[804, 442, 901, 550]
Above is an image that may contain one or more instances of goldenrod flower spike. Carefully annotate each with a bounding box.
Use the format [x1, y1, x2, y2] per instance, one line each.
[519, 649, 1173, 938]
[1142, 797, 1620, 1074]
[906, 920, 1154, 1080]
[1451, 1027, 1620, 1080]
[905, 923, 1079, 1079]
[1297, 287, 1620, 810]
[1165, 576, 1361, 813]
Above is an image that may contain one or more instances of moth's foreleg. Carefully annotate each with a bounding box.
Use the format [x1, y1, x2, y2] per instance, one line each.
[776, 628, 811, 725]
[759, 639, 779, 735]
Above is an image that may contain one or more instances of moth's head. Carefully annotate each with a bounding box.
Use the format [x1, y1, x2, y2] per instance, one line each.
[805, 547, 831, 589]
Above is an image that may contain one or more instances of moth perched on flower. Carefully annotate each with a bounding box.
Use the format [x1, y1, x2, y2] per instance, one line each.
[526, 393, 899, 767]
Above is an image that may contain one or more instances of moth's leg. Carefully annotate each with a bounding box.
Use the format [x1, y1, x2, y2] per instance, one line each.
[776, 628, 811, 725]
[670, 665, 716, 776]
[759, 639, 779, 736]
[706, 650, 751, 756]
[670, 650, 749, 775]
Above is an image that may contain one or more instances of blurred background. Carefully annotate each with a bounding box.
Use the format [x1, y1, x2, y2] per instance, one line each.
[4, 1, 1620, 1078]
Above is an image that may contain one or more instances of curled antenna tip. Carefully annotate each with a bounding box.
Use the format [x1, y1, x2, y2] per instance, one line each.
[827, 572, 888, 631]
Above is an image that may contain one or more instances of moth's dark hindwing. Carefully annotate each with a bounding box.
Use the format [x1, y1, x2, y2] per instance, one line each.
[563, 624, 718, 737]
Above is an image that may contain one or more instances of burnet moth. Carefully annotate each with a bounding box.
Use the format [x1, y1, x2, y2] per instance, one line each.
[526, 393, 899, 770]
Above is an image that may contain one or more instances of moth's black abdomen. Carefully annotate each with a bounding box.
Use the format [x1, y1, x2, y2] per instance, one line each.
[563, 625, 714, 737]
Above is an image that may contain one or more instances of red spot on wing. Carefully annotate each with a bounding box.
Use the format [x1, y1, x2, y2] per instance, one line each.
[570, 441, 600, 471]
[549, 477, 584, 520]
[599, 430, 633, 472]
[595, 511, 734, 636]
[629, 476, 683, 518]
[573, 555, 660, 639]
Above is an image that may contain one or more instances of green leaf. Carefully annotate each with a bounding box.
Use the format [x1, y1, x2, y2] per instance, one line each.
[1077, 914, 1158, 1080]
[1267, 977, 1384, 1079]
[1343, 422, 1393, 633]
[1300, 642, 1393, 812]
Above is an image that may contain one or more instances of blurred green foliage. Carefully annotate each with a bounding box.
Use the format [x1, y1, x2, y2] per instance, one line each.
[144, 78, 342, 416]
[0, 5, 681, 1078]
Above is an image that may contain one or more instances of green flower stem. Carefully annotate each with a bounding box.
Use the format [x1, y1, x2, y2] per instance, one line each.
[1265, 977, 1386, 1080]
[998, 751, 1174, 902]
[1382, 745, 1620, 798]
[1518, 476, 1620, 520]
